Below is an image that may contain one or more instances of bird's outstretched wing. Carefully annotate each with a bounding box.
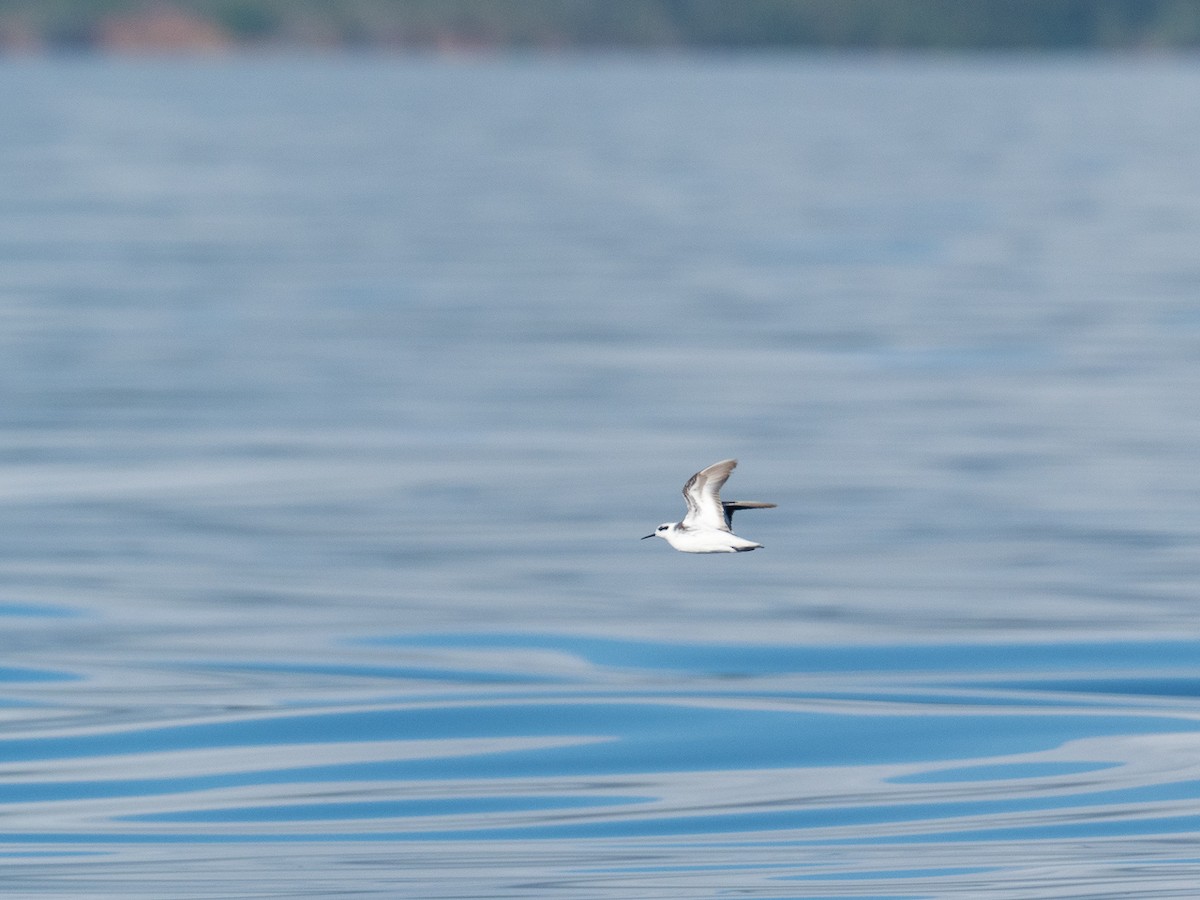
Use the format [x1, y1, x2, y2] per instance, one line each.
[681, 458, 738, 531]
[722, 500, 777, 529]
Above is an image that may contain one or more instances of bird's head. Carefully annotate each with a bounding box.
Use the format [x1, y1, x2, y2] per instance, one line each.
[641, 523, 674, 541]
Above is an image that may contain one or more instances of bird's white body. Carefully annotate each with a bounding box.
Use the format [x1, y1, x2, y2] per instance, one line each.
[643, 459, 775, 553]
[651, 521, 765, 553]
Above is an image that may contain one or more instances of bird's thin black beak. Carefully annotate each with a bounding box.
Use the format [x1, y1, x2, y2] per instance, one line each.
[641, 533, 655, 540]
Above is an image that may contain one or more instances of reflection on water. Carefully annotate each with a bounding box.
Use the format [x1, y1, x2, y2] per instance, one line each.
[5, 630, 1200, 896]
[3, 55, 1200, 896]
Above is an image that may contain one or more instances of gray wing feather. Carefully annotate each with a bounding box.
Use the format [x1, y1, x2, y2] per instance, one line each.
[722, 500, 777, 529]
[681, 459, 738, 531]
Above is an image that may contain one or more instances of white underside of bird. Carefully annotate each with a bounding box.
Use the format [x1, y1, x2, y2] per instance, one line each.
[642, 458, 776, 553]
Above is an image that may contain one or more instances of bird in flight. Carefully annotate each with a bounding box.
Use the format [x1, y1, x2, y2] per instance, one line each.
[642, 459, 776, 553]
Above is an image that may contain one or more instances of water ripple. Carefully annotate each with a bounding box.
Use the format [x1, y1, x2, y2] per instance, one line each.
[2, 633, 1199, 896]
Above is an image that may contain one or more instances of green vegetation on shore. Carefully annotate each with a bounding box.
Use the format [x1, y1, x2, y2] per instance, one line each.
[3, 0, 1200, 52]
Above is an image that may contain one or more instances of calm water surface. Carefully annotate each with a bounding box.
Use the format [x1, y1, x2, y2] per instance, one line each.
[3, 55, 1200, 897]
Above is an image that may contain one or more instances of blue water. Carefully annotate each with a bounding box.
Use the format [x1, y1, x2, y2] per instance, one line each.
[3, 54, 1200, 897]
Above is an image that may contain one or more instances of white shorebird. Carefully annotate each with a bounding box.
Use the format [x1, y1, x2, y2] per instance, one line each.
[642, 459, 776, 553]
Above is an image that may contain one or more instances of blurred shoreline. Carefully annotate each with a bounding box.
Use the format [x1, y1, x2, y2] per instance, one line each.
[3, 1, 1200, 56]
